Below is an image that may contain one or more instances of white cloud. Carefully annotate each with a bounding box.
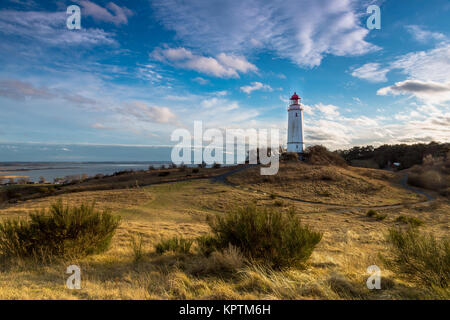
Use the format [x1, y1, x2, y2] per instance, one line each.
[390, 44, 450, 83]
[192, 77, 209, 85]
[0, 79, 54, 100]
[351, 63, 390, 82]
[151, 0, 378, 68]
[123, 102, 177, 124]
[377, 80, 450, 104]
[0, 79, 98, 106]
[240, 82, 272, 94]
[405, 25, 447, 43]
[314, 103, 340, 118]
[352, 43, 450, 84]
[151, 47, 257, 78]
[78, 1, 133, 26]
[0, 10, 116, 46]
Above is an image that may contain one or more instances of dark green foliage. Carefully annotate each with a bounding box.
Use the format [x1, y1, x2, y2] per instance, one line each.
[192, 168, 200, 174]
[375, 213, 387, 221]
[274, 200, 283, 207]
[155, 236, 193, 254]
[395, 215, 425, 227]
[385, 228, 450, 288]
[196, 234, 220, 257]
[204, 205, 322, 269]
[158, 171, 170, 177]
[338, 142, 449, 169]
[0, 201, 120, 261]
[366, 209, 377, 217]
[367, 210, 386, 221]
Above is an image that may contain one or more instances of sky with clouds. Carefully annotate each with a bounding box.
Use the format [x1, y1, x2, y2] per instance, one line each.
[0, 0, 449, 160]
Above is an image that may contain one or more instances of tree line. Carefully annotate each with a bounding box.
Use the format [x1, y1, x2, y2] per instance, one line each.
[337, 142, 450, 169]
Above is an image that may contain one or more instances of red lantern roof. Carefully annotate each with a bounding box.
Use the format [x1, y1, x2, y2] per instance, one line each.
[290, 92, 300, 100]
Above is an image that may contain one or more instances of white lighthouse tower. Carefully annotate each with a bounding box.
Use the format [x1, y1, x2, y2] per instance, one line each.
[287, 92, 304, 153]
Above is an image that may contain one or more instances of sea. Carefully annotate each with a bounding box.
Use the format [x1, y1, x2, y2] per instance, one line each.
[0, 162, 171, 183]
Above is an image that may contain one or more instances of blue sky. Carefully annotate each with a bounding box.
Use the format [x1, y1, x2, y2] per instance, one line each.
[0, 0, 449, 160]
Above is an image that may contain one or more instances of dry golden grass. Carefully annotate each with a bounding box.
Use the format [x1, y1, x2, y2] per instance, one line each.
[0, 165, 447, 300]
[227, 162, 421, 206]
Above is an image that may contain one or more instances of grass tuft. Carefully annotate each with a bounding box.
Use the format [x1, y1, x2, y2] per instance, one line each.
[385, 227, 449, 288]
[155, 236, 193, 255]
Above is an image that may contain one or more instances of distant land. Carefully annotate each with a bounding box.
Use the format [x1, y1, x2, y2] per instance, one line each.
[0, 143, 173, 162]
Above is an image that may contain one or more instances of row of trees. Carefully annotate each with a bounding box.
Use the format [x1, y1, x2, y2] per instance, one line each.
[337, 142, 450, 169]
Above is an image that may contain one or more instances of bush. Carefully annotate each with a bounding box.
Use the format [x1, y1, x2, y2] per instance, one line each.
[274, 200, 284, 207]
[281, 152, 299, 162]
[408, 170, 445, 191]
[204, 205, 322, 269]
[155, 236, 193, 255]
[192, 168, 200, 174]
[197, 234, 220, 257]
[366, 209, 377, 217]
[213, 162, 221, 169]
[0, 201, 120, 261]
[304, 145, 347, 167]
[366, 210, 387, 221]
[158, 171, 171, 177]
[395, 215, 424, 227]
[385, 228, 449, 288]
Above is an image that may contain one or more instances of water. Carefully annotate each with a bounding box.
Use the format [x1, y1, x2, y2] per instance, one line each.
[0, 162, 171, 183]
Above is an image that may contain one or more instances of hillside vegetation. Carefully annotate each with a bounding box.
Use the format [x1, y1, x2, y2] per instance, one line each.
[227, 162, 420, 206]
[407, 154, 450, 198]
[338, 141, 449, 169]
[0, 161, 447, 300]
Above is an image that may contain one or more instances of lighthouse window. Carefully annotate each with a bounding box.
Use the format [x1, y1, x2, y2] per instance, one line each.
[296, 113, 298, 117]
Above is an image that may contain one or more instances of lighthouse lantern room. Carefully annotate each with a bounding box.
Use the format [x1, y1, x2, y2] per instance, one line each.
[287, 92, 305, 153]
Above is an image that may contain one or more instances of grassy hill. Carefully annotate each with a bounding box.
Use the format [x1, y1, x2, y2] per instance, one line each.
[227, 162, 421, 206]
[0, 163, 447, 299]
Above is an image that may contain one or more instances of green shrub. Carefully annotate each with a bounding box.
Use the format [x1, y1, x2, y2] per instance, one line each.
[204, 205, 322, 269]
[196, 234, 221, 257]
[274, 200, 284, 207]
[366, 209, 377, 217]
[269, 193, 277, 200]
[367, 210, 387, 221]
[385, 228, 450, 288]
[155, 236, 193, 255]
[192, 168, 200, 174]
[395, 215, 425, 227]
[0, 201, 120, 261]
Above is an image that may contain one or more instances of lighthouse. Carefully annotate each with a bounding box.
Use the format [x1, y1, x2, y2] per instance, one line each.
[287, 92, 304, 153]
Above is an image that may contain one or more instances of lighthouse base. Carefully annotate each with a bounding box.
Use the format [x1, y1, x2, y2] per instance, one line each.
[287, 143, 304, 153]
